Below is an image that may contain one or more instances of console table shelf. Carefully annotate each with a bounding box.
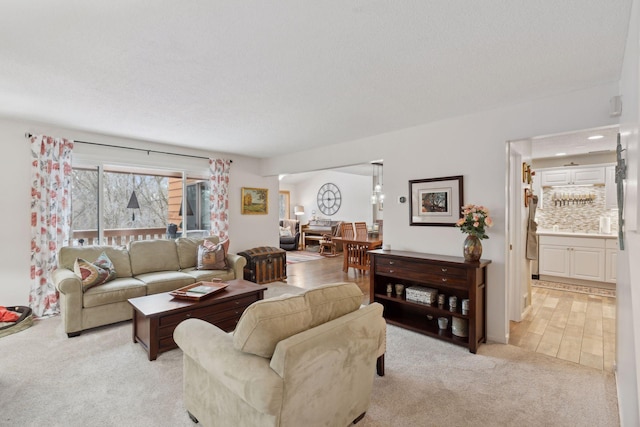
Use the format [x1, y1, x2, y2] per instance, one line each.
[374, 292, 471, 320]
[369, 249, 491, 353]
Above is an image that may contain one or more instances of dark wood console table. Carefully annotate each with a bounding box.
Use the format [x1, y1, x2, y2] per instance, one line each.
[369, 250, 491, 353]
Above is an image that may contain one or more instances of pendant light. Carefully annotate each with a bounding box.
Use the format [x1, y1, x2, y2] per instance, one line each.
[371, 163, 378, 204]
[378, 162, 384, 201]
[371, 162, 384, 204]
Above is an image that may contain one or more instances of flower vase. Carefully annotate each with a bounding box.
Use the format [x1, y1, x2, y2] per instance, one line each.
[463, 235, 482, 262]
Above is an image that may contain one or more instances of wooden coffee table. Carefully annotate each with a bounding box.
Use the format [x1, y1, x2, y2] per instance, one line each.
[128, 279, 266, 360]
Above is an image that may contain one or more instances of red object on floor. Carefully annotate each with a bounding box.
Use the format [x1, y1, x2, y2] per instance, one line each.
[0, 306, 20, 322]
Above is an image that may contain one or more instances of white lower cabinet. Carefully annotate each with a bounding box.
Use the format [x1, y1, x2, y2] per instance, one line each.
[539, 235, 610, 282]
[539, 245, 570, 277]
[570, 246, 605, 281]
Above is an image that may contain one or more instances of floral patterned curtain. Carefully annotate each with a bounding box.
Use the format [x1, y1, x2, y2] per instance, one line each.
[29, 135, 74, 317]
[209, 159, 231, 239]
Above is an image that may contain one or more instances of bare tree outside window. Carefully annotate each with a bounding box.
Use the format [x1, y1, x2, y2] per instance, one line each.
[71, 168, 98, 231]
[70, 168, 171, 246]
[103, 172, 169, 229]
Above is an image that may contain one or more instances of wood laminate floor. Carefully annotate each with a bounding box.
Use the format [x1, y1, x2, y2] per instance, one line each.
[284, 252, 371, 301]
[509, 286, 616, 372]
[285, 252, 616, 372]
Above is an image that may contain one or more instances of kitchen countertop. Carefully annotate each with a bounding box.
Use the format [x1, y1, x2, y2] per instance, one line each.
[537, 230, 616, 238]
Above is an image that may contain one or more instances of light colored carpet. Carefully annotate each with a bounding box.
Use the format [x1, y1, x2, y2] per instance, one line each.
[0, 283, 619, 426]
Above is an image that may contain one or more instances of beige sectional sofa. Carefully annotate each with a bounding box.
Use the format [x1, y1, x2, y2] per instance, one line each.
[174, 282, 386, 427]
[53, 236, 246, 337]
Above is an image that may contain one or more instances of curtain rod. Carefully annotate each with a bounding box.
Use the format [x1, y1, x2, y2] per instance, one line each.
[25, 133, 231, 162]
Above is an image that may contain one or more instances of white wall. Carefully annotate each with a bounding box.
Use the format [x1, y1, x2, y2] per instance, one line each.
[615, 0, 640, 424]
[0, 118, 278, 306]
[262, 82, 621, 344]
[507, 139, 533, 320]
[286, 170, 372, 225]
[1, 121, 32, 306]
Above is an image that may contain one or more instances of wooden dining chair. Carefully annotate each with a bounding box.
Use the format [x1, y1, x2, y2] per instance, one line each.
[341, 222, 355, 240]
[354, 222, 368, 239]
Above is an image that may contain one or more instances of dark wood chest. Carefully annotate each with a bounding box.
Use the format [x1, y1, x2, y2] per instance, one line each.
[238, 246, 287, 284]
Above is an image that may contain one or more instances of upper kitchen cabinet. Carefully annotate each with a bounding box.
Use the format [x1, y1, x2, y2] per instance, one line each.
[540, 166, 606, 186]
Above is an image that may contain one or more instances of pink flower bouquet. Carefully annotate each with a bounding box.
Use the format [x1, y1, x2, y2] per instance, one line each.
[456, 204, 493, 240]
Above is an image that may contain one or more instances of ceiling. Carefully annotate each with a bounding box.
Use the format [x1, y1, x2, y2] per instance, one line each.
[0, 1, 632, 159]
[279, 162, 377, 185]
[532, 126, 619, 159]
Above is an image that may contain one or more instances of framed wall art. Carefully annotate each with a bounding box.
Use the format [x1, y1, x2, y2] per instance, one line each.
[409, 175, 464, 226]
[241, 187, 269, 215]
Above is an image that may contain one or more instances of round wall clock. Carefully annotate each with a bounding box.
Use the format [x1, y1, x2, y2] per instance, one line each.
[317, 182, 342, 216]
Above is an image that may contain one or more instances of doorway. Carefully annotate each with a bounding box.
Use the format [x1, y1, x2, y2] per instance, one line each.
[506, 125, 618, 371]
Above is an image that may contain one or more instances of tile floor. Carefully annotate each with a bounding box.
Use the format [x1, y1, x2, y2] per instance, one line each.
[509, 285, 616, 372]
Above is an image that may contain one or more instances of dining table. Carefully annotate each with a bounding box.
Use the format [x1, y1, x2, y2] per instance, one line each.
[332, 235, 383, 273]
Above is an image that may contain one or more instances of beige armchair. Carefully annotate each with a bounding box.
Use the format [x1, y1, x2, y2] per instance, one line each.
[174, 282, 386, 427]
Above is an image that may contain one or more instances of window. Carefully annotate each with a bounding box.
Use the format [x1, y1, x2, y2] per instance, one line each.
[167, 177, 210, 235]
[185, 180, 210, 231]
[71, 167, 98, 246]
[70, 166, 209, 246]
[105, 170, 169, 230]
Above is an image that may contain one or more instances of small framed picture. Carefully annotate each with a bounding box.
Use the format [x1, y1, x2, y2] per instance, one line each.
[241, 187, 269, 215]
[409, 176, 464, 226]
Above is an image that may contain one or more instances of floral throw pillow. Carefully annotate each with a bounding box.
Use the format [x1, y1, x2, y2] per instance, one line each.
[197, 240, 229, 270]
[73, 251, 117, 292]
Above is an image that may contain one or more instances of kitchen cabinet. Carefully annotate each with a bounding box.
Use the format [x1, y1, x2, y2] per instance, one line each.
[532, 168, 543, 208]
[539, 244, 571, 277]
[605, 165, 617, 210]
[605, 238, 618, 283]
[540, 166, 605, 186]
[539, 235, 606, 282]
[571, 245, 605, 281]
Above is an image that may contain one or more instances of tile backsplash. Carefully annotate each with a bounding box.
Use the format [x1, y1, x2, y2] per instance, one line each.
[535, 185, 618, 233]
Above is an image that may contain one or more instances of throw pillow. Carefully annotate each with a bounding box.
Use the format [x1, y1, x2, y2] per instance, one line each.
[221, 238, 230, 253]
[203, 238, 230, 254]
[279, 226, 292, 237]
[73, 252, 117, 292]
[197, 241, 228, 270]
